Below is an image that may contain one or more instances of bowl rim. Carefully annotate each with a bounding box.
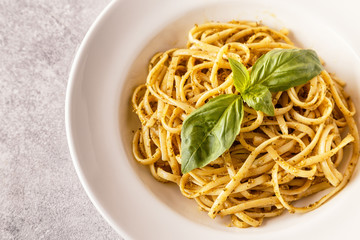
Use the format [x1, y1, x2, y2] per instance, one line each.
[65, 0, 131, 238]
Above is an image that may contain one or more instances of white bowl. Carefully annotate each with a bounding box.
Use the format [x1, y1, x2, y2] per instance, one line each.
[66, 0, 360, 239]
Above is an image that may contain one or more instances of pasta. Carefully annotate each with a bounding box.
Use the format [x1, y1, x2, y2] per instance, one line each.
[131, 20, 359, 228]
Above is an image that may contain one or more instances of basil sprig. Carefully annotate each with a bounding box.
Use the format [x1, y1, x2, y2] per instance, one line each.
[181, 49, 323, 174]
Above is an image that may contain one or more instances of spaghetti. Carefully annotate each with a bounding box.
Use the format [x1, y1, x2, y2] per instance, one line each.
[131, 21, 359, 228]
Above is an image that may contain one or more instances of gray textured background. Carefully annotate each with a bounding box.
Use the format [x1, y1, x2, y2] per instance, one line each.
[0, 0, 123, 239]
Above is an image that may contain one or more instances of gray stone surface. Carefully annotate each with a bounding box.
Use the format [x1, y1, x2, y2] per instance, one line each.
[0, 0, 123, 239]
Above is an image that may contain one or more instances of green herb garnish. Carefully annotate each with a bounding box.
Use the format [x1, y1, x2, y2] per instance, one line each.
[181, 49, 323, 174]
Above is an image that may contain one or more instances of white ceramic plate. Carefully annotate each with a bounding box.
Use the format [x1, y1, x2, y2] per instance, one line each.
[66, 0, 360, 239]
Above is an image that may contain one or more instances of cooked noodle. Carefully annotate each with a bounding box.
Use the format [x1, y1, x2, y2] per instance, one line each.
[131, 21, 359, 228]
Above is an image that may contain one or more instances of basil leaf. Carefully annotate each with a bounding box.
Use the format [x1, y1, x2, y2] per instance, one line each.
[250, 49, 323, 92]
[181, 94, 243, 174]
[228, 58, 249, 93]
[242, 84, 274, 116]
